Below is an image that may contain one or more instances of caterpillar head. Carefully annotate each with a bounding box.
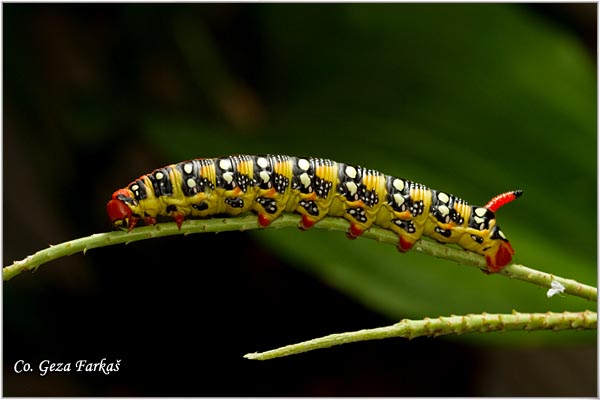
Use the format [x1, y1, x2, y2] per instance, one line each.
[462, 190, 522, 273]
[106, 189, 138, 230]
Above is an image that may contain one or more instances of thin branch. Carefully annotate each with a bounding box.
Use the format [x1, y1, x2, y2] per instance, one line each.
[244, 310, 597, 360]
[3, 214, 597, 303]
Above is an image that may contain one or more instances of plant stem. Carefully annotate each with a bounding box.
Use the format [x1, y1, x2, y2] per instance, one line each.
[3, 214, 597, 302]
[244, 310, 597, 360]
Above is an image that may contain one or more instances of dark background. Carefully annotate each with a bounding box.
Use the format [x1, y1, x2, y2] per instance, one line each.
[3, 3, 597, 396]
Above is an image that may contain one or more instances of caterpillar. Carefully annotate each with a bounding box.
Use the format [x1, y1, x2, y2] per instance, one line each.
[107, 155, 521, 272]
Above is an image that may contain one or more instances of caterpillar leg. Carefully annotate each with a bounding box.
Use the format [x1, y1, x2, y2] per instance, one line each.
[254, 191, 289, 228]
[384, 216, 422, 253]
[173, 213, 185, 229]
[300, 215, 317, 230]
[293, 193, 332, 231]
[255, 200, 287, 227]
[301, 214, 364, 237]
[298, 208, 331, 230]
[341, 200, 377, 240]
[127, 215, 140, 232]
[346, 223, 364, 240]
[257, 213, 273, 227]
[398, 235, 416, 252]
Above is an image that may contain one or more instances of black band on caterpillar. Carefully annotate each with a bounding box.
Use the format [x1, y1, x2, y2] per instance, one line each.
[107, 155, 521, 272]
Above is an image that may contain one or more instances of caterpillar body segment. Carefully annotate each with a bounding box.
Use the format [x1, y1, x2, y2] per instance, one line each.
[107, 155, 521, 272]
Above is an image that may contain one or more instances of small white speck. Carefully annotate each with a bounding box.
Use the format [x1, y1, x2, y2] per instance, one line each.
[300, 173, 311, 187]
[475, 207, 487, 217]
[547, 280, 565, 298]
[219, 159, 232, 170]
[298, 158, 310, 171]
[437, 192, 449, 203]
[345, 165, 357, 179]
[260, 170, 270, 183]
[393, 193, 404, 206]
[346, 181, 358, 196]
[257, 157, 269, 168]
[393, 178, 404, 192]
[223, 172, 234, 184]
[438, 205, 450, 217]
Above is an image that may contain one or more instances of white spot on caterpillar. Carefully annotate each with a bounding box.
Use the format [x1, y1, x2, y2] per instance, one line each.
[393, 193, 404, 206]
[184, 163, 193, 174]
[155, 171, 164, 180]
[547, 280, 565, 298]
[498, 230, 507, 240]
[223, 172, 234, 184]
[345, 165, 357, 179]
[298, 158, 310, 171]
[438, 205, 450, 217]
[257, 157, 269, 169]
[131, 184, 139, 191]
[187, 178, 196, 188]
[475, 207, 487, 217]
[474, 216, 485, 225]
[346, 181, 358, 196]
[219, 159, 232, 170]
[437, 192, 449, 203]
[300, 173, 311, 187]
[393, 178, 404, 191]
[260, 170, 270, 183]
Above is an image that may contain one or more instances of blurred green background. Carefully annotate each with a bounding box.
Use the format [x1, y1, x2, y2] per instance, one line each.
[3, 3, 596, 396]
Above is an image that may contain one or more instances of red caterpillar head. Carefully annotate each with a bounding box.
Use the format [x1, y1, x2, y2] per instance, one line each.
[106, 189, 137, 230]
[460, 190, 522, 273]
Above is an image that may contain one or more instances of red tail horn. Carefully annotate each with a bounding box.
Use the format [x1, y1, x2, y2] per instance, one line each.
[485, 190, 523, 213]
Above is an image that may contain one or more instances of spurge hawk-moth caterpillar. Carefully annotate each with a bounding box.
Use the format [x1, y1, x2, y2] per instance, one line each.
[107, 155, 521, 272]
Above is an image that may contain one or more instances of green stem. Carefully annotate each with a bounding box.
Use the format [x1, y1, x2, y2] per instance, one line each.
[3, 214, 597, 303]
[244, 310, 597, 360]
